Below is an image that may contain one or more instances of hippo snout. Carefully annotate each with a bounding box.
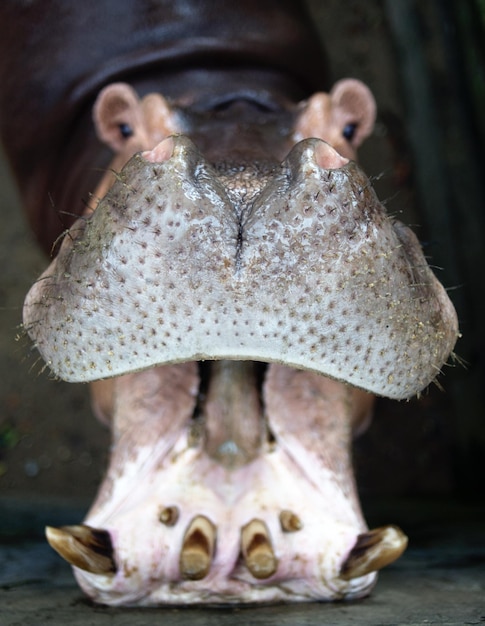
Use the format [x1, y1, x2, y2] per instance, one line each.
[22, 93, 458, 604]
[24, 134, 458, 399]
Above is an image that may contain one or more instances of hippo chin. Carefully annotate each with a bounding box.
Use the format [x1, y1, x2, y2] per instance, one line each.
[22, 81, 458, 605]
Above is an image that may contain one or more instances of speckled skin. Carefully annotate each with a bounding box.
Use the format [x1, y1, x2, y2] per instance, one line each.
[22, 91, 458, 603]
[24, 136, 457, 399]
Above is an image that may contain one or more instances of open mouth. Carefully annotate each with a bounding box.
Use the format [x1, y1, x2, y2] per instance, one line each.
[23, 134, 458, 605]
[191, 360, 268, 468]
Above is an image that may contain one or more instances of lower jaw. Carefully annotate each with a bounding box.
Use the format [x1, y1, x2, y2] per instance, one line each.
[67, 361, 379, 604]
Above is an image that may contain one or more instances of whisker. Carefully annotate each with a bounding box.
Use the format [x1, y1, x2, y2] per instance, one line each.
[449, 351, 467, 369]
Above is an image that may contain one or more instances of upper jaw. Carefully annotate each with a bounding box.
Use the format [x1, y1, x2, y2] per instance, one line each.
[23, 134, 458, 400]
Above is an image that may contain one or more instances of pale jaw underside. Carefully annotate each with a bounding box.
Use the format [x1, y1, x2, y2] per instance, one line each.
[73, 368, 378, 605]
[47, 362, 408, 606]
[25, 136, 457, 605]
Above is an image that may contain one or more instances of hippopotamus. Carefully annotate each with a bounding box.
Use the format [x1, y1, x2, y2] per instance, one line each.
[0, 0, 458, 607]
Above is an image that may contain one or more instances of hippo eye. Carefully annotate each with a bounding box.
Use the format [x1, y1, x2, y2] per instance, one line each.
[118, 123, 134, 139]
[343, 123, 357, 142]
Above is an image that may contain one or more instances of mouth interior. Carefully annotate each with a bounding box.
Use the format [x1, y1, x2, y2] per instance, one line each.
[190, 359, 271, 468]
[193, 360, 268, 418]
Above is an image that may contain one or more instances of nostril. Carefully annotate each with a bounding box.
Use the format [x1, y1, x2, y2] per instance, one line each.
[142, 136, 175, 163]
[314, 141, 349, 170]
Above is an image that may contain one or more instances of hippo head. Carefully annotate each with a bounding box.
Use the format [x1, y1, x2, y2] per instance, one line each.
[23, 82, 458, 605]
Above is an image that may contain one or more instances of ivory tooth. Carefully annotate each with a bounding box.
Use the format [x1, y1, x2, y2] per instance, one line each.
[279, 510, 303, 533]
[179, 515, 216, 580]
[340, 525, 408, 580]
[45, 524, 116, 575]
[241, 519, 278, 579]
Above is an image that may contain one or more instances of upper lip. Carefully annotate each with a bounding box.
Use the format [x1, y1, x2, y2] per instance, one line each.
[22, 135, 459, 400]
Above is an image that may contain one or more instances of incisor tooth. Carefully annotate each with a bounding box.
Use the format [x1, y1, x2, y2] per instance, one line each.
[45, 524, 116, 575]
[241, 519, 278, 579]
[340, 525, 408, 580]
[179, 515, 216, 580]
[279, 510, 303, 533]
[158, 505, 180, 526]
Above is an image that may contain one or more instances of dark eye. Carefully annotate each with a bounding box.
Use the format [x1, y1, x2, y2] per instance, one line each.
[343, 122, 357, 142]
[119, 123, 133, 139]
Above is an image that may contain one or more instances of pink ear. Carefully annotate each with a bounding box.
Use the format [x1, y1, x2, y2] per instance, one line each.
[142, 93, 181, 143]
[292, 80, 377, 160]
[93, 83, 145, 153]
[329, 79, 377, 148]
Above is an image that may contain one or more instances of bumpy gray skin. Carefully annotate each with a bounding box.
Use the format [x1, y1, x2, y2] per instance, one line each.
[23, 135, 458, 606]
[24, 136, 456, 398]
